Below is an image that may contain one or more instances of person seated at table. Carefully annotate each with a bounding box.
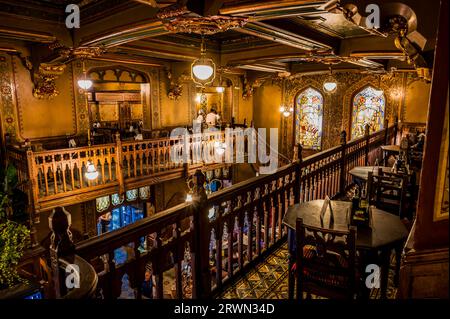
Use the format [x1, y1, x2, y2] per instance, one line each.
[206, 108, 220, 127]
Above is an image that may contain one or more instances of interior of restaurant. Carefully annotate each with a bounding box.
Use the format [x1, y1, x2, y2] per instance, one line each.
[0, 0, 447, 300]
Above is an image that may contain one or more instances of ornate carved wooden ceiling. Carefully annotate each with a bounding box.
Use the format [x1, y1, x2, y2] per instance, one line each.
[0, 0, 439, 78]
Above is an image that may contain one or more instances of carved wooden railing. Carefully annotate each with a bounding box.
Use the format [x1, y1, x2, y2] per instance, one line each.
[6, 132, 231, 212]
[71, 124, 397, 299]
[76, 203, 195, 299]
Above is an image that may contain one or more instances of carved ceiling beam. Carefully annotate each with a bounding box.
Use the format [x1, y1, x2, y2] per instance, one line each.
[220, 0, 328, 21]
[0, 27, 56, 43]
[160, 15, 248, 35]
[117, 43, 198, 61]
[45, 43, 106, 64]
[80, 20, 169, 48]
[90, 53, 163, 67]
[227, 52, 383, 70]
[237, 21, 333, 51]
[132, 0, 158, 7]
[238, 63, 289, 73]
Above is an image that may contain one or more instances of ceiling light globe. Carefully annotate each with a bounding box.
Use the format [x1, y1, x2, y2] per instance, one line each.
[78, 79, 93, 90]
[192, 64, 214, 81]
[216, 86, 225, 93]
[323, 81, 337, 93]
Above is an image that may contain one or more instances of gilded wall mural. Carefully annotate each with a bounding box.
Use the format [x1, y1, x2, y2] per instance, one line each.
[0, 56, 162, 142]
[0, 54, 18, 140]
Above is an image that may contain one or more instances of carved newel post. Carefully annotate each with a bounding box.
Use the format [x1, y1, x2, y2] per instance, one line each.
[339, 130, 347, 194]
[48, 207, 75, 298]
[364, 124, 370, 165]
[191, 169, 211, 298]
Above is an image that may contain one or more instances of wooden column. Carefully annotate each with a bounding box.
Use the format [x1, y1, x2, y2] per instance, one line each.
[414, 0, 449, 249]
[191, 169, 211, 298]
[384, 119, 390, 145]
[293, 143, 303, 205]
[48, 207, 76, 298]
[364, 124, 370, 165]
[339, 130, 347, 195]
[26, 149, 39, 247]
[114, 132, 124, 195]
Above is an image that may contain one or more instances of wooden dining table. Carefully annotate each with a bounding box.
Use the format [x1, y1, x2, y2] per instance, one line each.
[349, 166, 392, 181]
[283, 199, 409, 299]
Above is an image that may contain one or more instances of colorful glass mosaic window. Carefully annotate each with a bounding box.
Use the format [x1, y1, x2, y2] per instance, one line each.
[351, 86, 386, 139]
[295, 88, 323, 150]
[96, 195, 110, 213]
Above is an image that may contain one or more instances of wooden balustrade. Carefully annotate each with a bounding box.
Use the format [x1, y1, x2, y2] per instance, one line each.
[76, 203, 195, 299]
[5, 132, 230, 212]
[70, 124, 398, 299]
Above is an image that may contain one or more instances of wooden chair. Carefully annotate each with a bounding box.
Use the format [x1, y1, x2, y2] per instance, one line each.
[294, 218, 357, 300]
[367, 171, 407, 217]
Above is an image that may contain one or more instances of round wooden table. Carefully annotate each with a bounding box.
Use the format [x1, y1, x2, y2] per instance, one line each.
[349, 166, 392, 181]
[283, 199, 409, 299]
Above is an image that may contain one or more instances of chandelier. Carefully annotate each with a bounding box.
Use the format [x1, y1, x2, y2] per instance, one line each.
[191, 37, 215, 86]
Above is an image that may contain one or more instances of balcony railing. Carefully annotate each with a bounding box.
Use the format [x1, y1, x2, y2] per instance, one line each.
[6, 131, 232, 213]
[71, 124, 397, 299]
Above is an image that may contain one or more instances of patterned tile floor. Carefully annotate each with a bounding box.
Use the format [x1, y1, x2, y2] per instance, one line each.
[218, 242, 398, 300]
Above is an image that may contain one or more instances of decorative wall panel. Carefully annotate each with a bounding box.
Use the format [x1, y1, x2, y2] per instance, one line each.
[0, 54, 18, 139]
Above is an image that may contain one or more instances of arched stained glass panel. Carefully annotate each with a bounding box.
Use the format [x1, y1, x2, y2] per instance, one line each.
[295, 88, 323, 150]
[351, 86, 386, 139]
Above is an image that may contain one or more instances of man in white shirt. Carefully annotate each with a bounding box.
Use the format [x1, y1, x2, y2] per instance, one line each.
[205, 108, 219, 127]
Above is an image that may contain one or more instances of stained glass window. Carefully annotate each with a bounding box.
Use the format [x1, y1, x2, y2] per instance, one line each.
[295, 88, 323, 150]
[351, 86, 386, 139]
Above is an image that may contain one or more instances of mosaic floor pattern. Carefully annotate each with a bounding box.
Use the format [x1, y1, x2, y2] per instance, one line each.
[218, 242, 398, 300]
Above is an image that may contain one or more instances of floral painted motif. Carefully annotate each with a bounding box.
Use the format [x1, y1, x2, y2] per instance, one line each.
[351, 86, 385, 139]
[295, 88, 323, 150]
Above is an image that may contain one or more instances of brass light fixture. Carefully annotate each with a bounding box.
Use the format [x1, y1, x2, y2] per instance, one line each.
[216, 72, 225, 93]
[279, 105, 294, 117]
[78, 60, 93, 90]
[323, 67, 337, 93]
[191, 37, 216, 86]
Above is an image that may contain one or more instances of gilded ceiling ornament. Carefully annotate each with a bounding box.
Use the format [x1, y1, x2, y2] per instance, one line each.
[242, 77, 253, 100]
[162, 16, 248, 35]
[156, 3, 189, 19]
[49, 41, 105, 61]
